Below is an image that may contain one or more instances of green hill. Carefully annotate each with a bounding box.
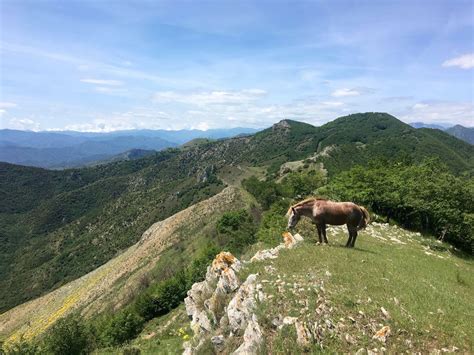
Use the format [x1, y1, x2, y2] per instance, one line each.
[1, 112, 473, 314]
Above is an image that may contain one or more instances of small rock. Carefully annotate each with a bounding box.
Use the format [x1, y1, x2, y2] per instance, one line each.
[295, 321, 312, 348]
[282, 316, 298, 326]
[372, 326, 391, 343]
[325, 270, 332, 277]
[355, 348, 366, 355]
[380, 307, 390, 319]
[271, 316, 283, 328]
[345, 333, 356, 344]
[211, 335, 225, 350]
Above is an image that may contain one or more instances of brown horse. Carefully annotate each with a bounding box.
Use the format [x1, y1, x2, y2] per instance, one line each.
[287, 198, 370, 248]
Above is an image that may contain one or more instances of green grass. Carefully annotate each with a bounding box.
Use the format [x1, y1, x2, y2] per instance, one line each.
[238, 220, 474, 353]
[101, 219, 473, 354]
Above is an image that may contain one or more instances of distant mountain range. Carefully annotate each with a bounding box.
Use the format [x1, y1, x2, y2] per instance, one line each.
[409, 122, 473, 145]
[0, 127, 259, 168]
[445, 125, 474, 145]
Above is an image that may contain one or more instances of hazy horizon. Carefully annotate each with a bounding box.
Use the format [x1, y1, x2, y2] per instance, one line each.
[1, 0, 473, 132]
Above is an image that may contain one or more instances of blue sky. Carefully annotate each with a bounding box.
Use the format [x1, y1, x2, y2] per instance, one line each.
[0, 0, 473, 131]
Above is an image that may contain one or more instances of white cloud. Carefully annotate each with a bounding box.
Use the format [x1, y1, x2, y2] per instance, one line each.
[152, 89, 267, 106]
[0, 102, 17, 109]
[0, 102, 18, 117]
[413, 103, 429, 109]
[6, 118, 41, 131]
[442, 53, 474, 69]
[400, 101, 474, 126]
[321, 101, 345, 107]
[331, 88, 360, 97]
[80, 78, 123, 86]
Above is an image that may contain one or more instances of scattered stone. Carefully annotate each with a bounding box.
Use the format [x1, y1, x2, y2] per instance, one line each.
[325, 270, 332, 277]
[211, 335, 226, 351]
[250, 246, 283, 262]
[295, 321, 312, 348]
[271, 315, 283, 329]
[355, 348, 367, 355]
[380, 307, 390, 319]
[345, 333, 356, 344]
[281, 316, 298, 327]
[372, 326, 391, 343]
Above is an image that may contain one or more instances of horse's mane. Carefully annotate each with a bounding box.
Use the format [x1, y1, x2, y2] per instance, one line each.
[286, 197, 328, 216]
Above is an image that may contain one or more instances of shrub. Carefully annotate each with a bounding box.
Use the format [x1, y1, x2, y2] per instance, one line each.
[318, 159, 474, 253]
[2, 339, 39, 355]
[42, 315, 91, 355]
[216, 210, 257, 255]
[256, 200, 290, 246]
[98, 311, 144, 347]
[242, 176, 282, 209]
[281, 170, 326, 198]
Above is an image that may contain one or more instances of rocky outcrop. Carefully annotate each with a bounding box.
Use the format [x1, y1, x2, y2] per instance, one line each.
[183, 232, 304, 354]
[232, 315, 263, 354]
[184, 252, 242, 335]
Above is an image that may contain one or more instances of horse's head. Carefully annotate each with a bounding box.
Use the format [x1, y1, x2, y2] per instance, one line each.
[287, 207, 301, 230]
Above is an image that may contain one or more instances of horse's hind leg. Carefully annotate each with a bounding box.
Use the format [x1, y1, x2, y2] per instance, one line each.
[316, 224, 323, 244]
[345, 225, 354, 247]
[322, 223, 328, 244]
[350, 229, 358, 247]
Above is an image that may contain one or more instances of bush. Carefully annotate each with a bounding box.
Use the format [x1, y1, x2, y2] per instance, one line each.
[42, 315, 91, 355]
[98, 311, 144, 347]
[281, 169, 326, 198]
[319, 159, 474, 253]
[216, 210, 257, 255]
[256, 200, 290, 246]
[242, 176, 282, 209]
[2, 339, 39, 355]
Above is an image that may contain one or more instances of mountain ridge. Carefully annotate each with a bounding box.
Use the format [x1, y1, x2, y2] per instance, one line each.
[1, 112, 472, 314]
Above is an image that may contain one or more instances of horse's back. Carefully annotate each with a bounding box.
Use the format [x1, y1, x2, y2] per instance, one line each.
[314, 200, 362, 225]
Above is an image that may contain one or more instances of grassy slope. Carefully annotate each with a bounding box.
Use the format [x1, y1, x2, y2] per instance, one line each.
[123, 220, 473, 354]
[0, 186, 252, 343]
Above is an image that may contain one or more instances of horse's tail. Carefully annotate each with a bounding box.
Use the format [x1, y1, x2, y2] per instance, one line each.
[358, 206, 370, 230]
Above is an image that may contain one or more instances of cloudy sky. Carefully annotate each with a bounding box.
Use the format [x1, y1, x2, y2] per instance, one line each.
[0, 0, 473, 131]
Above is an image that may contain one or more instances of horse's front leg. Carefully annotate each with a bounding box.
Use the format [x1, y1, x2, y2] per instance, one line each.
[322, 223, 328, 244]
[316, 224, 323, 244]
